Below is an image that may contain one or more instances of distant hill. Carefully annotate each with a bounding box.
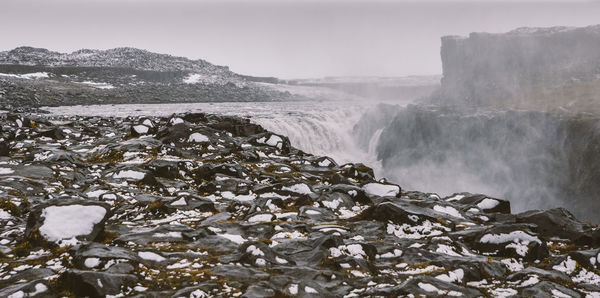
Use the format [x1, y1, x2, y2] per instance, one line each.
[0, 47, 301, 109]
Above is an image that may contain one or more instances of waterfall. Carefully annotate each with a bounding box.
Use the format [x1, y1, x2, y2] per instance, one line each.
[45, 101, 600, 221]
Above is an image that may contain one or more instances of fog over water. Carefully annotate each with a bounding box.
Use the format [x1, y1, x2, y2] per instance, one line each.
[2, 0, 600, 78]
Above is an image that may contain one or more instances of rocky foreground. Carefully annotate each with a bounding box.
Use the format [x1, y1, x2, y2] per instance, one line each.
[0, 112, 600, 297]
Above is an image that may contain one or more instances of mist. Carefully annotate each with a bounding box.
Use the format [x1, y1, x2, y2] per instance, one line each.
[2, 0, 600, 78]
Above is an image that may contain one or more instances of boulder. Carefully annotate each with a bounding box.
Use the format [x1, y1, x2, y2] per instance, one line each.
[516, 208, 593, 244]
[59, 270, 137, 297]
[25, 199, 111, 245]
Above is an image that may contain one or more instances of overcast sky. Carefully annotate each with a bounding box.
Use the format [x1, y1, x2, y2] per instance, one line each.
[1, 0, 600, 78]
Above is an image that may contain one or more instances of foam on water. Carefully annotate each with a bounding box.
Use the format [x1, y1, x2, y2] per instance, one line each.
[43, 101, 385, 175]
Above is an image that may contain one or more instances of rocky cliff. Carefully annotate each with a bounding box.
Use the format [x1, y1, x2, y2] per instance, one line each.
[357, 104, 600, 222]
[1, 111, 600, 297]
[437, 25, 600, 112]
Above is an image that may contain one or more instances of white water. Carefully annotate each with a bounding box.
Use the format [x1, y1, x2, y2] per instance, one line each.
[43, 101, 386, 175]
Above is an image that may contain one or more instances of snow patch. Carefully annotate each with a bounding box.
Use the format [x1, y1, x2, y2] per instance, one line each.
[0, 168, 14, 175]
[138, 251, 166, 262]
[248, 213, 273, 222]
[433, 205, 464, 219]
[183, 73, 204, 84]
[188, 133, 209, 143]
[220, 233, 247, 244]
[84, 257, 101, 268]
[113, 170, 146, 180]
[133, 125, 149, 134]
[362, 183, 400, 197]
[39, 205, 107, 241]
[282, 183, 312, 194]
[0, 72, 49, 79]
[79, 81, 115, 89]
[477, 198, 499, 210]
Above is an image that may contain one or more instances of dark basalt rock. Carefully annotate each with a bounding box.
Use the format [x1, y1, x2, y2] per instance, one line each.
[520, 281, 582, 297]
[516, 208, 594, 244]
[0, 280, 51, 298]
[0, 112, 598, 297]
[25, 199, 111, 245]
[454, 193, 511, 214]
[58, 270, 137, 297]
[146, 159, 181, 179]
[38, 127, 66, 140]
[0, 141, 10, 156]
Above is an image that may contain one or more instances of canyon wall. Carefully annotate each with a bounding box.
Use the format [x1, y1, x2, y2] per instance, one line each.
[437, 25, 600, 112]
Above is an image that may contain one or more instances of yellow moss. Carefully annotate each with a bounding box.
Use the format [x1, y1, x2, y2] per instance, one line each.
[87, 150, 124, 164]
[547, 242, 576, 254]
[0, 198, 21, 215]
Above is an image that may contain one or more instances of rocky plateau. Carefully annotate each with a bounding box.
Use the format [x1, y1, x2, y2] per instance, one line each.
[0, 111, 599, 297]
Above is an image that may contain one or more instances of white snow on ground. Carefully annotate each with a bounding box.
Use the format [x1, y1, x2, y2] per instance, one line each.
[553, 256, 577, 274]
[330, 244, 366, 259]
[183, 73, 204, 84]
[84, 257, 101, 268]
[387, 221, 447, 239]
[113, 170, 146, 180]
[79, 81, 115, 89]
[188, 133, 209, 143]
[362, 183, 400, 197]
[318, 159, 332, 167]
[501, 258, 524, 272]
[133, 125, 149, 134]
[436, 268, 464, 283]
[551, 289, 572, 298]
[417, 282, 463, 296]
[246, 245, 265, 256]
[305, 286, 318, 294]
[0, 72, 49, 79]
[378, 249, 403, 258]
[265, 135, 283, 149]
[170, 117, 184, 125]
[0, 168, 14, 175]
[8, 283, 49, 298]
[221, 191, 257, 202]
[418, 282, 440, 293]
[433, 205, 464, 219]
[480, 230, 541, 244]
[142, 119, 154, 127]
[445, 194, 465, 202]
[138, 251, 166, 262]
[506, 242, 529, 257]
[219, 233, 247, 244]
[282, 183, 312, 194]
[271, 230, 307, 240]
[435, 244, 462, 257]
[170, 198, 187, 206]
[86, 189, 108, 198]
[477, 198, 500, 210]
[248, 214, 273, 222]
[39, 205, 107, 241]
[256, 135, 284, 149]
[490, 288, 518, 297]
[153, 232, 182, 238]
[0, 209, 12, 219]
[288, 284, 299, 295]
[519, 275, 540, 287]
[189, 289, 209, 297]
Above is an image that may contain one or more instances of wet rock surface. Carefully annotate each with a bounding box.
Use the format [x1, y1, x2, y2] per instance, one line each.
[0, 111, 599, 297]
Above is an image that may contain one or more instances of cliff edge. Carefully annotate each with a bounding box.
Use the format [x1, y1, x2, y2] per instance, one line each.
[437, 25, 600, 113]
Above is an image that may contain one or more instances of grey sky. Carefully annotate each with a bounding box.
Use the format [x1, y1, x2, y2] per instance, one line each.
[1, 0, 600, 78]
